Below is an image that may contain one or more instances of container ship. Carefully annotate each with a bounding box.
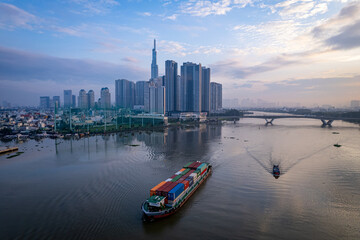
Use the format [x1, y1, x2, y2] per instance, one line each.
[141, 161, 212, 221]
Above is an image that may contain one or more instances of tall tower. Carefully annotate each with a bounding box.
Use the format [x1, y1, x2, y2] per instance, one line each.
[165, 60, 178, 113]
[151, 39, 159, 79]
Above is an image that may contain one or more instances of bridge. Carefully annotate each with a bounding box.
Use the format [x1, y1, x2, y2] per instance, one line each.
[207, 115, 360, 127]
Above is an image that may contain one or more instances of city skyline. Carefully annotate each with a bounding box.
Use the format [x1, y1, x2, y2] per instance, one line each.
[0, 1, 360, 107]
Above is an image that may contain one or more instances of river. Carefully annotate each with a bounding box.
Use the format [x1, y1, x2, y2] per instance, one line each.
[1, 116, 360, 239]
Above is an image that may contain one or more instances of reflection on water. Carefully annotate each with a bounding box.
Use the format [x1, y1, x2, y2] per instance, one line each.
[1, 119, 360, 240]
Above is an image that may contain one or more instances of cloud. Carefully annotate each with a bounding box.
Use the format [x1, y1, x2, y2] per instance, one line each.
[325, 20, 360, 50]
[0, 3, 39, 30]
[273, 0, 328, 19]
[122, 57, 138, 63]
[311, 2, 360, 50]
[163, 14, 178, 20]
[138, 12, 152, 17]
[71, 0, 119, 15]
[212, 55, 301, 79]
[181, 0, 252, 17]
[0, 46, 147, 83]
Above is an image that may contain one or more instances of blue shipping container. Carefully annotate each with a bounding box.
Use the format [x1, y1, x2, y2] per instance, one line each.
[197, 163, 207, 172]
[185, 177, 194, 187]
[167, 183, 185, 200]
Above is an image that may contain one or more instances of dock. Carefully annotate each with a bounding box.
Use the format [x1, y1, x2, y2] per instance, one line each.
[0, 147, 19, 155]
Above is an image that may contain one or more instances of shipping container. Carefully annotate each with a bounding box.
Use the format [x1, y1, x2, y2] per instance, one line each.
[171, 175, 182, 182]
[182, 180, 189, 189]
[167, 183, 185, 200]
[197, 163, 207, 173]
[189, 173, 197, 178]
[175, 171, 182, 175]
[184, 162, 193, 168]
[160, 182, 178, 197]
[185, 177, 194, 186]
[201, 168, 207, 175]
[155, 182, 172, 196]
[165, 178, 172, 182]
[188, 162, 197, 169]
[167, 188, 187, 206]
[193, 162, 202, 169]
[150, 181, 166, 196]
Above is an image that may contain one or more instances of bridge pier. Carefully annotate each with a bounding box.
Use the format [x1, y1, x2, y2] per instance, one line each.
[265, 118, 274, 125]
[321, 119, 334, 127]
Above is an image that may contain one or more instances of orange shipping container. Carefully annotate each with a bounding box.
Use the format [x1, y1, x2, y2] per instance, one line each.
[180, 168, 185, 172]
[150, 181, 166, 196]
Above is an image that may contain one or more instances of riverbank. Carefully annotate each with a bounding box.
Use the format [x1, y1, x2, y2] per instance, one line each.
[0, 121, 221, 143]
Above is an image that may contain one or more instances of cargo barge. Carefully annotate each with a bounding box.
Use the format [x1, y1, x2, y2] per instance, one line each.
[142, 161, 212, 221]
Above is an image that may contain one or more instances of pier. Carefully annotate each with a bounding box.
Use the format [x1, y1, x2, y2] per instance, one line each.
[0, 147, 19, 155]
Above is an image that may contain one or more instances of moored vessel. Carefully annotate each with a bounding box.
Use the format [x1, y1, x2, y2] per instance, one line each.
[142, 161, 212, 221]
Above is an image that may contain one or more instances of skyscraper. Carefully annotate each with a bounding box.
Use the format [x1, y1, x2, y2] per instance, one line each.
[100, 87, 111, 109]
[78, 89, 88, 108]
[151, 39, 158, 79]
[72, 95, 76, 108]
[165, 60, 179, 113]
[115, 79, 135, 109]
[181, 62, 202, 112]
[64, 90, 72, 108]
[210, 82, 222, 112]
[135, 81, 147, 106]
[53, 96, 60, 108]
[87, 90, 95, 109]
[201, 67, 210, 113]
[40, 96, 50, 109]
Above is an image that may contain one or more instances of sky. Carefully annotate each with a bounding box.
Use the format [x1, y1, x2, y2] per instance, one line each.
[0, 0, 360, 107]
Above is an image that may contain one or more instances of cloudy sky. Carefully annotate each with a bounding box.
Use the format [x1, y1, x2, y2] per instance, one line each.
[0, 0, 359, 107]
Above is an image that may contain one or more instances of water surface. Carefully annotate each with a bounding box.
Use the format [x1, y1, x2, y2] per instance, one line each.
[1, 117, 360, 239]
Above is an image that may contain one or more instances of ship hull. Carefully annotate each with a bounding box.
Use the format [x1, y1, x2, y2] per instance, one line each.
[142, 165, 212, 221]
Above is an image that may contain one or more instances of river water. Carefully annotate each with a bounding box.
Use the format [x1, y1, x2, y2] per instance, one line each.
[1, 116, 360, 239]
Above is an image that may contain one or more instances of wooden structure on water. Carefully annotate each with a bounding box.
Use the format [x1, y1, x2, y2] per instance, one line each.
[0, 147, 19, 155]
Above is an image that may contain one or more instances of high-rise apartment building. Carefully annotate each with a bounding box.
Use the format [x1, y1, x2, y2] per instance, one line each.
[100, 87, 111, 109]
[135, 81, 147, 106]
[78, 89, 88, 109]
[115, 79, 135, 109]
[72, 95, 76, 108]
[144, 78, 165, 114]
[210, 82, 222, 112]
[53, 96, 60, 108]
[87, 90, 95, 109]
[165, 60, 179, 113]
[201, 67, 210, 113]
[181, 62, 202, 112]
[151, 39, 159, 79]
[40, 96, 50, 109]
[64, 90, 72, 108]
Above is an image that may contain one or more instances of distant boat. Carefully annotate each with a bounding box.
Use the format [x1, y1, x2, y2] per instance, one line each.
[333, 144, 342, 147]
[273, 165, 280, 179]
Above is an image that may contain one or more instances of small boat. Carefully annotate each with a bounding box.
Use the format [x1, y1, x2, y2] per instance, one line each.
[273, 165, 280, 179]
[333, 144, 341, 147]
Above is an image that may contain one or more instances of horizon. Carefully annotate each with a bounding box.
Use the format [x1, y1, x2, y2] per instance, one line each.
[1, 0, 360, 107]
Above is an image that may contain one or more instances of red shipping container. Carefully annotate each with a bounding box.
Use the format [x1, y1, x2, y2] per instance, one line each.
[194, 162, 202, 169]
[156, 182, 172, 195]
[182, 180, 189, 189]
[201, 168, 207, 175]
